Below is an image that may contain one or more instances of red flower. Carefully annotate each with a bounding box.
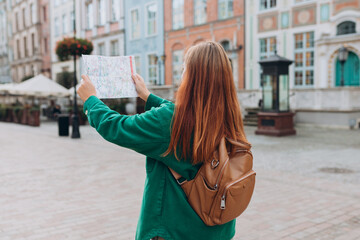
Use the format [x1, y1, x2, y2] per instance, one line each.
[77, 44, 81, 48]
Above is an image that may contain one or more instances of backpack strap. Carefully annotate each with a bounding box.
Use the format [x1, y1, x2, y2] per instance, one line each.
[169, 168, 188, 186]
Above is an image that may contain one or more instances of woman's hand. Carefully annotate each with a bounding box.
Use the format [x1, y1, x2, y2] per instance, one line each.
[132, 74, 150, 102]
[77, 75, 97, 102]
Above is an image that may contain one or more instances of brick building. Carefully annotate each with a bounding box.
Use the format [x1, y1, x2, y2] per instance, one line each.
[164, 0, 245, 91]
[243, 0, 360, 128]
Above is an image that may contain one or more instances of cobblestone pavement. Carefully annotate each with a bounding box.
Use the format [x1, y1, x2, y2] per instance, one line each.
[0, 122, 359, 240]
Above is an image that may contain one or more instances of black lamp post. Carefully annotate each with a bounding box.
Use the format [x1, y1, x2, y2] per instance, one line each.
[338, 46, 348, 87]
[71, 0, 80, 138]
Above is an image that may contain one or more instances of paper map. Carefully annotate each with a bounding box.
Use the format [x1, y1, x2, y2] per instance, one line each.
[82, 55, 138, 99]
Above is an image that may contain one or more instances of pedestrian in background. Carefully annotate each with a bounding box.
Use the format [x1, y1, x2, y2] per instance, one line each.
[77, 41, 250, 240]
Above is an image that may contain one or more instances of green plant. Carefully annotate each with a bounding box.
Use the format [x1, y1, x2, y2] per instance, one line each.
[56, 71, 74, 89]
[56, 37, 93, 61]
[21, 75, 34, 82]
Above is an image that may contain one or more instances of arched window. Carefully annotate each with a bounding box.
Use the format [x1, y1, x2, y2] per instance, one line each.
[337, 21, 356, 35]
[220, 40, 231, 51]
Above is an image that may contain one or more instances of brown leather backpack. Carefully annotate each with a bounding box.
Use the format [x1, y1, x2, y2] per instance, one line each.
[169, 137, 256, 226]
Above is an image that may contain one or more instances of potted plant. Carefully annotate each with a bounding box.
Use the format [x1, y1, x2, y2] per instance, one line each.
[56, 37, 93, 61]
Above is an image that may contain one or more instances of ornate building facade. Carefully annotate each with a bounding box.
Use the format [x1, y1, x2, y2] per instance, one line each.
[10, 0, 44, 83]
[0, 0, 12, 83]
[164, 0, 245, 92]
[244, 0, 360, 128]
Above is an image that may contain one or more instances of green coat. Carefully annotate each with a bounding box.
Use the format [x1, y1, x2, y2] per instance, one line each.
[84, 93, 235, 240]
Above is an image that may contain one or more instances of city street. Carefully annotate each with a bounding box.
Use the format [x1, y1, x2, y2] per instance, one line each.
[0, 121, 359, 240]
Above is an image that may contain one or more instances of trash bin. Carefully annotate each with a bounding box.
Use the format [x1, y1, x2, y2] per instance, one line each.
[58, 114, 69, 136]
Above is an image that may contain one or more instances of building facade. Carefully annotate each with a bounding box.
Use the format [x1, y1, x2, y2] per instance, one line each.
[49, 0, 82, 84]
[39, 0, 50, 78]
[81, 0, 125, 59]
[124, 0, 168, 98]
[10, 0, 44, 83]
[244, 0, 360, 128]
[0, 0, 12, 83]
[164, 0, 245, 92]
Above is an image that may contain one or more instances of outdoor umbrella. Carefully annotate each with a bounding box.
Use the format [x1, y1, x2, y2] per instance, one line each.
[12, 74, 70, 98]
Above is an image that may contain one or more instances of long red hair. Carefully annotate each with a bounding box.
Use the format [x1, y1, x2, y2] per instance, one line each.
[164, 41, 249, 164]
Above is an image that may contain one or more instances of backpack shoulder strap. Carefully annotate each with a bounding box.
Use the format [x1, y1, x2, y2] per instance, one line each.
[169, 167, 188, 185]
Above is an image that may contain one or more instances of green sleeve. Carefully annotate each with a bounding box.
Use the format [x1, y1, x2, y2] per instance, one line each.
[83, 95, 169, 158]
[145, 93, 173, 111]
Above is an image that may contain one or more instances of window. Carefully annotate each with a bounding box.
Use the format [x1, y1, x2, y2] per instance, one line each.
[131, 9, 140, 39]
[98, 0, 106, 25]
[98, 43, 105, 55]
[24, 36, 27, 57]
[194, 0, 207, 25]
[22, 8, 26, 28]
[43, 6, 47, 22]
[31, 33, 35, 55]
[260, 0, 276, 10]
[221, 40, 231, 51]
[54, 17, 59, 36]
[148, 54, 158, 85]
[294, 32, 314, 86]
[31, 3, 36, 24]
[16, 39, 20, 59]
[172, 0, 184, 30]
[86, 3, 94, 29]
[110, 40, 119, 56]
[172, 50, 184, 85]
[218, 0, 233, 20]
[15, 12, 19, 31]
[62, 14, 67, 34]
[337, 21, 356, 35]
[146, 4, 157, 36]
[44, 37, 48, 53]
[134, 55, 141, 75]
[259, 37, 276, 60]
[111, 0, 120, 21]
[70, 11, 74, 32]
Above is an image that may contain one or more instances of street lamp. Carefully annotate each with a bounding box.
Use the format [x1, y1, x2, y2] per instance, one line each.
[338, 46, 348, 87]
[71, 0, 80, 138]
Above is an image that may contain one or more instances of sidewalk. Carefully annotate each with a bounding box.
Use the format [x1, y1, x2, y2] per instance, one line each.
[0, 122, 359, 240]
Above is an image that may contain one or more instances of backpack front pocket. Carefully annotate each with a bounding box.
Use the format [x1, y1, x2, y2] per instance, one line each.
[219, 170, 256, 224]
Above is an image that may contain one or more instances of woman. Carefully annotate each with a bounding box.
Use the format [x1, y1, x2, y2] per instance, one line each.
[77, 41, 250, 240]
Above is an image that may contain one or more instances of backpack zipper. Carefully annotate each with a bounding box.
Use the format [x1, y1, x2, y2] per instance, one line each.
[220, 170, 256, 210]
[213, 149, 251, 190]
[213, 157, 229, 190]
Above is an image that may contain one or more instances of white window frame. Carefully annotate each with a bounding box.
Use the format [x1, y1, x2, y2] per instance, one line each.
[147, 53, 158, 85]
[86, 3, 94, 29]
[110, 40, 119, 56]
[133, 54, 141, 75]
[54, 17, 59, 36]
[145, 2, 157, 37]
[98, 42, 105, 55]
[259, 37, 277, 60]
[294, 31, 315, 87]
[62, 14, 67, 34]
[31, 3, 36, 24]
[259, 0, 277, 11]
[172, 49, 184, 86]
[98, 0, 106, 26]
[111, 0, 121, 22]
[130, 7, 141, 40]
[194, 0, 207, 25]
[172, 0, 184, 30]
[218, 0, 233, 20]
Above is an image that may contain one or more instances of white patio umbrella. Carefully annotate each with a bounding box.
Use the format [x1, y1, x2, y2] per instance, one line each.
[0, 83, 18, 95]
[12, 74, 70, 98]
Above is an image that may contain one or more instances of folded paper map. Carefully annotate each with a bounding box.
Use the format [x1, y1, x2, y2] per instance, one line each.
[82, 55, 138, 99]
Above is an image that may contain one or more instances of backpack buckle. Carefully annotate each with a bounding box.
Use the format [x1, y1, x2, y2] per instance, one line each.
[176, 177, 187, 185]
[211, 159, 219, 169]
